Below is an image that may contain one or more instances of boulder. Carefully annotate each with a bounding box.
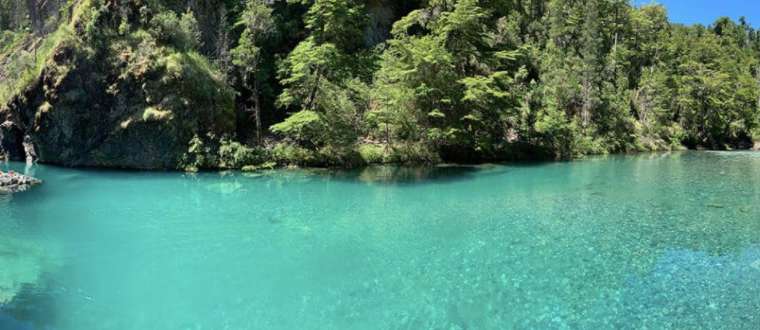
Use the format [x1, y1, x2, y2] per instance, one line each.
[0, 172, 41, 193]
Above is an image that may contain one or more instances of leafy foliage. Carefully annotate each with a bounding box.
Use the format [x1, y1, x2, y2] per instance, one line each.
[2, 0, 760, 169]
[149, 10, 202, 51]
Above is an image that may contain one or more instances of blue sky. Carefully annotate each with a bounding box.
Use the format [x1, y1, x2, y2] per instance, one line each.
[634, 0, 759, 27]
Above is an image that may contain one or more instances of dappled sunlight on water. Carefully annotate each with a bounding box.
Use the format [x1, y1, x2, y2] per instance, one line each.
[0, 151, 759, 329]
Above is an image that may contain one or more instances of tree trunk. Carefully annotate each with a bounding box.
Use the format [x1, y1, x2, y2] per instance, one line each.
[581, 79, 591, 128]
[385, 122, 391, 148]
[216, 4, 230, 73]
[252, 79, 262, 143]
[305, 65, 322, 111]
[756, 69, 760, 113]
[25, 0, 42, 34]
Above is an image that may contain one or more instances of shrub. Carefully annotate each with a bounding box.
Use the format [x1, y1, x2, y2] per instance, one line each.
[386, 143, 440, 164]
[180, 134, 214, 172]
[217, 139, 265, 169]
[357, 144, 385, 164]
[270, 110, 325, 146]
[180, 134, 268, 171]
[271, 143, 319, 166]
[149, 10, 200, 51]
[317, 145, 363, 167]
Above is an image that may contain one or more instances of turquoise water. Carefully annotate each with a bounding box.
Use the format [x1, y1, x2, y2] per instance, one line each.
[1, 152, 760, 329]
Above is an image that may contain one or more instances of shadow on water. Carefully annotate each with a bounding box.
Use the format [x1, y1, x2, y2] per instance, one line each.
[3, 154, 606, 187]
[4, 160, 489, 186]
[1, 282, 58, 330]
[0, 228, 61, 330]
[321, 152, 691, 186]
[0, 263, 58, 330]
[179, 165, 491, 186]
[320, 153, 677, 186]
[0, 310, 34, 330]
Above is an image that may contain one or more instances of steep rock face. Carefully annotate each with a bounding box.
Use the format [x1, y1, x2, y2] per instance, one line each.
[1, 33, 235, 169]
[0, 121, 24, 160]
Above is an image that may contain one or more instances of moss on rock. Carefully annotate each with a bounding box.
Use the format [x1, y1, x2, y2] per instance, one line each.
[0, 0, 236, 170]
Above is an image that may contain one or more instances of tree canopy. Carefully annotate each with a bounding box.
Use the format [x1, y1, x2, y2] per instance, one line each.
[2, 0, 759, 167]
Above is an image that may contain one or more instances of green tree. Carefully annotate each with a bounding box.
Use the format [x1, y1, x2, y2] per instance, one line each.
[274, 0, 368, 147]
[232, 0, 275, 142]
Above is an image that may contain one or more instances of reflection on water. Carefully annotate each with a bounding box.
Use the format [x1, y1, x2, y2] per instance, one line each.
[330, 165, 484, 184]
[0, 151, 759, 329]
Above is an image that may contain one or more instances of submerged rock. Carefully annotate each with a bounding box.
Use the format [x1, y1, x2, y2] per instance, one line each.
[0, 171, 41, 193]
[0, 240, 44, 305]
[0, 237, 60, 312]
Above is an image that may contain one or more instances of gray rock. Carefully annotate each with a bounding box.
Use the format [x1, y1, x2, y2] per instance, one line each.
[0, 172, 42, 193]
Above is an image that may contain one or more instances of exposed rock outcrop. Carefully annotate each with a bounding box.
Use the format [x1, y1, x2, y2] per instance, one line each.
[0, 3, 236, 170]
[0, 171, 41, 193]
[0, 121, 25, 160]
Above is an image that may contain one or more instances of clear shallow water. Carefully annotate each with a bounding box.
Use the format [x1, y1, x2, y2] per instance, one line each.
[1, 152, 760, 329]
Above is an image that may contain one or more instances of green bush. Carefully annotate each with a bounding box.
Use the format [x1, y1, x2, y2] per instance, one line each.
[179, 134, 215, 172]
[386, 143, 440, 164]
[149, 11, 200, 51]
[270, 110, 326, 146]
[317, 145, 363, 167]
[357, 144, 386, 164]
[181, 135, 268, 171]
[271, 143, 319, 166]
[217, 139, 266, 169]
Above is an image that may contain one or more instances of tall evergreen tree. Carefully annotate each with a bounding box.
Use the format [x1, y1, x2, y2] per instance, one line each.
[232, 0, 275, 142]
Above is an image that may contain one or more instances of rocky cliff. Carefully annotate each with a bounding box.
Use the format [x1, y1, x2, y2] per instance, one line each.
[0, 0, 235, 169]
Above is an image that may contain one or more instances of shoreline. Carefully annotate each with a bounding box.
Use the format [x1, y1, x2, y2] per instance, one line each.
[5, 149, 756, 174]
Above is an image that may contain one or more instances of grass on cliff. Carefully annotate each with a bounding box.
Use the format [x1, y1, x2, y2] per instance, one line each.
[0, 0, 93, 108]
[0, 27, 72, 106]
[0, 31, 26, 59]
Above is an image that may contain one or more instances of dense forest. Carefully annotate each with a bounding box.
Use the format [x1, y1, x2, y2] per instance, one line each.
[1, 0, 759, 170]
